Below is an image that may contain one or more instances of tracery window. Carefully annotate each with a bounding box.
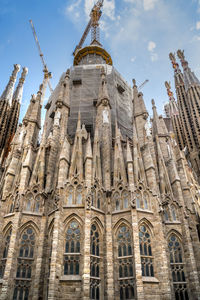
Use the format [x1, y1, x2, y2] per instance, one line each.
[24, 193, 41, 213]
[117, 225, 135, 299]
[64, 221, 81, 275]
[115, 192, 120, 211]
[91, 188, 102, 210]
[90, 224, 101, 299]
[163, 204, 178, 222]
[171, 205, 177, 221]
[66, 185, 83, 205]
[168, 234, 189, 300]
[13, 227, 36, 300]
[139, 225, 154, 277]
[7, 196, 15, 213]
[0, 228, 12, 278]
[136, 188, 150, 210]
[113, 190, 130, 211]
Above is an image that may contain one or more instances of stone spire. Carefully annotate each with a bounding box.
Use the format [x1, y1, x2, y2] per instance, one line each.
[177, 49, 200, 91]
[69, 112, 87, 181]
[164, 81, 185, 150]
[132, 79, 148, 118]
[0, 67, 28, 164]
[0, 64, 20, 106]
[152, 99, 168, 136]
[0, 64, 21, 157]
[113, 122, 127, 185]
[95, 67, 112, 190]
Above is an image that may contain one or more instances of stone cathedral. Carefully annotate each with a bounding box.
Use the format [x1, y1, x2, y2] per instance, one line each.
[1, 9, 200, 300]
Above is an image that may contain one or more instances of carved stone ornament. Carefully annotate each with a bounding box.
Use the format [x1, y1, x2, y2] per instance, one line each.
[86, 193, 92, 210]
[54, 192, 60, 209]
[130, 193, 136, 208]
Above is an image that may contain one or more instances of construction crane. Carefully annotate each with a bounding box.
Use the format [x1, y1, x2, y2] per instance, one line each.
[73, 0, 104, 55]
[138, 79, 149, 90]
[29, 20, 53, 96]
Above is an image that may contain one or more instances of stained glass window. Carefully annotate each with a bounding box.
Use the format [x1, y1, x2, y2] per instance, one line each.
[171, 206, 177, 221]
[64, 221, 80, 275]
[67, 186, 73, 205]
[122, 192, 129, 209]
[115, 193, 120, 210]
[13, 227, 35, 300]
[76, 186, 82, 204]
[0, 228, 12, 279]
[117, 225, 135, 299]
[168, 234, 189, 300]
[139, 225, 154, 277]
[90, 224, 101, 300]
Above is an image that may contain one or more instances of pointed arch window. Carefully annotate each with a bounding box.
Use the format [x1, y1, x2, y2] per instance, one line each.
[90, 224, 101, 299]
[136, 189, 150, 211]
[171, 205, 177, 221]
[34, 195, 41, 213]
[7, 196, 15, 213]
[168, 234, 189, 300]
[122, 191, 129, 209]
[76, 185, 82, 204]
[114, 192, 120, 211]
[67, 186, 73, 205]
[117, 225, 135, 299]
[25, 193, 33, 211]
[13, 227, 36, 300]
[139, 225, 154, 277]
[97, 192, 101, 209]
[143, 193, 148, 210]
[0, 228, 12, 279]
[64, 221, 81, 275]
[136, 192, 141, 209]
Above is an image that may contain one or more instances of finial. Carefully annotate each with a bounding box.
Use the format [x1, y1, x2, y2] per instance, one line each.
[38, 84, 43, 94]
[31, 94, 37, 101]
[165, 81, 174, 99]
[13, 64, 21, 74]
[177, 49, 188, 69]
[22, 67, 28, 77]
[169, 53, 176, 63]
[132, 79, 137, 87]
[169, 52, 179, 71]
[165, 81, 171, 90]
[177, 49, 185, 61]
[151, 99, 155, 107]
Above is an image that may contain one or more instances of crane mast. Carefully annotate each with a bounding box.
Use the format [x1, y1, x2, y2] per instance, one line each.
[29, 20, 53, 95]
[73, 0, 104, 56]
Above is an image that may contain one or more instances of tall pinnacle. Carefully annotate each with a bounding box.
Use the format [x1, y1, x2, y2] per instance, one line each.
[0, 64, 21, 105]
[12, 67, 28, 103]
[177, 49, 200, 90]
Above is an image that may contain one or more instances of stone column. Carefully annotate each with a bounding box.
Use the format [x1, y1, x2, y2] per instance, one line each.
[32, 215, 47, 300]
[105, 196, 114, 299]
[0, 212, 21, 300]
[131, 207, 145, 300]
[82, 209, 91, 300]
[48, 211, 61, 300]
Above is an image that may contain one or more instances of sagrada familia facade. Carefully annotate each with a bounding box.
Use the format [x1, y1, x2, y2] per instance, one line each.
[0, 12, 200, 300]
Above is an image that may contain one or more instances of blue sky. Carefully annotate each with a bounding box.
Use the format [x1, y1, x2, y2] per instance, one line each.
[1, 0, 200, 123]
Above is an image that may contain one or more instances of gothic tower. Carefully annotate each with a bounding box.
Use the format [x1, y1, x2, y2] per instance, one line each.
[167, 51, 200, 181]
[0, 6, 200, 300]
[0, 65, 28, 168]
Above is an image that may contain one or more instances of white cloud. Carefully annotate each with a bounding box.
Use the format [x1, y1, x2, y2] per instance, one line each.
[66, 0, 82, 13]
[148, 41, 156, 52]
[150, 52, 158, 61]
[147, 41, 158, 61]
[143, 0, 158, 11]
[131, 56, 136, 62]
[84, 0, 115, 20]
[196, 21, 200, 29]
